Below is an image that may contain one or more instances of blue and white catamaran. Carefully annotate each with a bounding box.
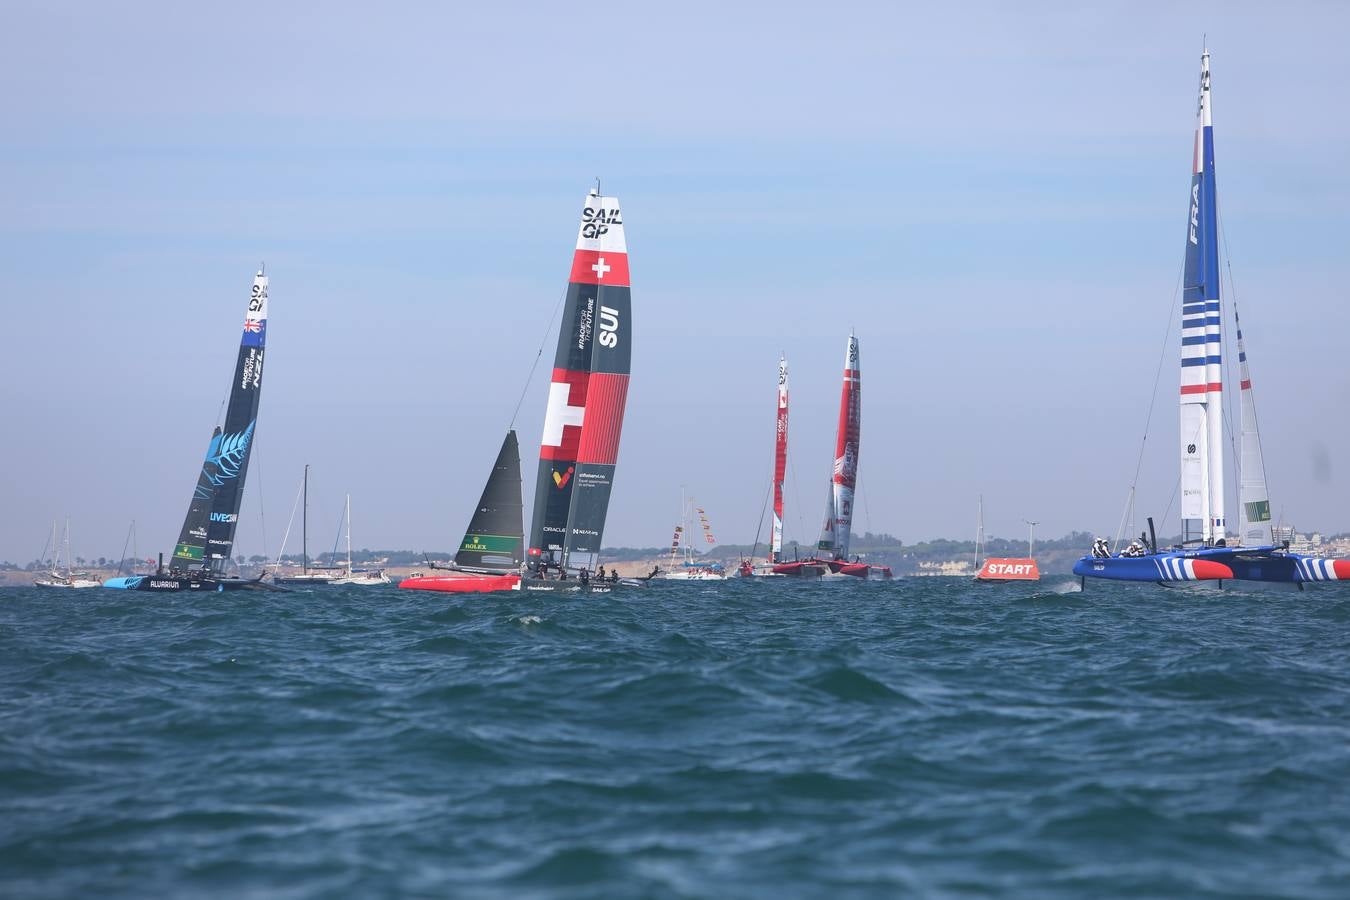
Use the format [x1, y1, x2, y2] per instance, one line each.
[1075, 49, 1348, 589]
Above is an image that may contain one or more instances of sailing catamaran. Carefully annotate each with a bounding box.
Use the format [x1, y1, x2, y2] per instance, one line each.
[401, 187, 638, 594]
[773, 334, 892, 580]
[1074, 50, 1348, 588]
[738, 355, 791, 577]
[105, 269, 273, 592]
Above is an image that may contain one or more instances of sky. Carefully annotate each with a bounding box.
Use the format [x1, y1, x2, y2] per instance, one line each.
[2, 1, 1348, 563]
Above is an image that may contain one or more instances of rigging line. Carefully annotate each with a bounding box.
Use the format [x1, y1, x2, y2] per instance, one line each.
[1127, 258, 1187, 495]
[215, 395, 227, 429]
[508, 283, 569, 431]
[272, 472, 306, 569]
[36, 525, 53, 570]
[1159, 472, 1182, 535]
[1112, 486, 1135, 553]
[116, 520, 133, 577]
[859, 471, 873, 538]
[1217, 204, 1276, 519]
[788, 449, 808, 554]
[254, 433, 268, 566]
[749, 478, 772, 563]
[328, 503, 345, 567]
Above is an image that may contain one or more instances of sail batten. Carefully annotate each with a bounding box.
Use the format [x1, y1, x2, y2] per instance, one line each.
[528, 191, 632, 574]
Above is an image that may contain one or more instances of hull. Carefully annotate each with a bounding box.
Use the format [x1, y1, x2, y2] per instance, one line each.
[34, 577, 102, 589]
[102, 574, 277, 592]
[827, 560, 894, 580]
[330, 571, 392, 586]
[736, 563, 787, 578]
[398, 571, 645, 594]
[400, 572, 522, 594]
[771, 560, 829, 578]
[272, 573, 339, 586]
[768, 558, 892, 579]
[1074, 546, 1350, 587]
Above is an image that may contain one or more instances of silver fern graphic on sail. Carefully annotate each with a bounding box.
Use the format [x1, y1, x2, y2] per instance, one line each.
[193, 420, 256, 498]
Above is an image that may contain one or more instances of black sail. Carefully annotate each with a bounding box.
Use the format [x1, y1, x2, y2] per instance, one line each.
[170, 427, 223, 569]
[169, 270, 269, 574]
[455, 430, 524, 573]
[527, 191, 632, 575]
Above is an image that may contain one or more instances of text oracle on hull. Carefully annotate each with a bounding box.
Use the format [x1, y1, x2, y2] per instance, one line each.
[104, 269, 279, 593]
[400, 187, 644, 595]
[772, 334, 892, 581]
[1072, 50, 1349, 590]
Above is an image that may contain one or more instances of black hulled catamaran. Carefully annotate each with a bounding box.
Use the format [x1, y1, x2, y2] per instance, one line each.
[105, 270, 273, 592]
[402, 187, 640, 594]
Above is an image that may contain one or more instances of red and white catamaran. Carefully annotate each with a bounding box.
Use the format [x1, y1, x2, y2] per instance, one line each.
[738, 355, 793, 577]
[773, 334, 892, 580]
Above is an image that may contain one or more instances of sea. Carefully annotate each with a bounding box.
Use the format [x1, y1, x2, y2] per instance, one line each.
[4, 577, 1350, 898]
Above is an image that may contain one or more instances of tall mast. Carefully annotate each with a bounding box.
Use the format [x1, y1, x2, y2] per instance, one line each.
[771, 354, 788, 564]
[301, 464, 309, 574]
[1179, 48, 1224, 544]
[975, 496, 984, 569]
[345, 493, 353, 574]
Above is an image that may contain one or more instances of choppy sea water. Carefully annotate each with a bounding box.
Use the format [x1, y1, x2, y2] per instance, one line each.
[4, 577, 1350, 898]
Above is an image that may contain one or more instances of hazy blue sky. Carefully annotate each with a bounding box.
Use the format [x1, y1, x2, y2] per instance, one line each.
[3, 1, 1348, 563]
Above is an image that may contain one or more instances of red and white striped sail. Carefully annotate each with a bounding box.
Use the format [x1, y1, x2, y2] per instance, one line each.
[817, 334, 860, 559]
[771, 355, 789, 563]
[528, 190, 632, 574]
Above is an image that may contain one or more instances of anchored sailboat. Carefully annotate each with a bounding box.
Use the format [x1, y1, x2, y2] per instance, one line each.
[652, 490, 726, 580]
[330, 495, 391, 586]
[273, 465, 339, 586]
[105, 269, 273, 592]
[1074, 50, 1348, 588]
[402, 187, 639, 594]
[33, 519, 101, 589]
[773, 334, 892, 580]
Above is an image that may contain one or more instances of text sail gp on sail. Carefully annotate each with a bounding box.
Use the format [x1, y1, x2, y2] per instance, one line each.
[1073, 49, 1349, 588]
[400, 187, 638, 594]
[104, 270, 272, 592]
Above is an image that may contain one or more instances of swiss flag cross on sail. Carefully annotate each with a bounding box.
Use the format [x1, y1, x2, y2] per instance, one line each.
[540, 368, 588, 460]
[569, 250, 630, 287]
